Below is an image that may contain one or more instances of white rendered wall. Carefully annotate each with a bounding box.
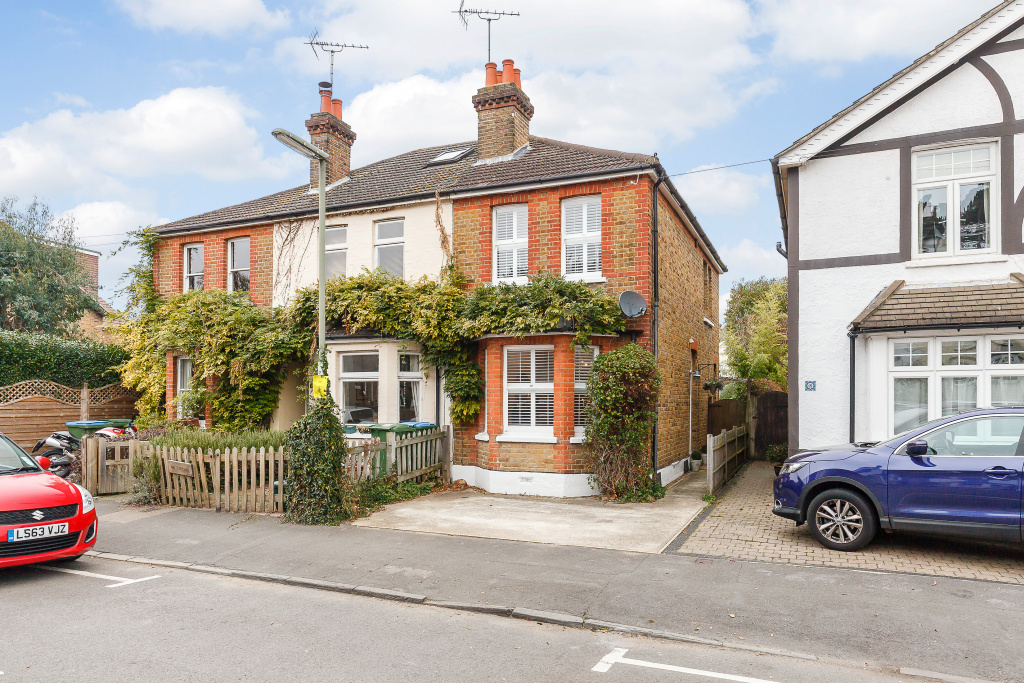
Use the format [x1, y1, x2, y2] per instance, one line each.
[799, 151, 901, 261]
[983, 51, 1024, 118]
[998, 24, 1024, 42]
[798, 255, 1024, 448]
[272, 199, 452, 307]
[451, 465, 598, 497]
[845, 64, 1002, 145]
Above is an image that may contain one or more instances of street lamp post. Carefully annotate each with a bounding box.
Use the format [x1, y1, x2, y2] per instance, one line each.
[272, 128, 329, 374]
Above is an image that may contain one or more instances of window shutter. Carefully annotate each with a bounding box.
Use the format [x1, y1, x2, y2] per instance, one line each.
[506, 350, 531, 383]
[515, 246, 528, 278]
[586, 242, 602, 273]
[534, 350, 555, 382]
[495, 208, 515, 242]
[584, 198, 601, 234]
[496, 248, 514, 279]
[513, 205, 528, 241]
[534, 394, 554, 426]
[564, 203, 584, 236]
[565, 243, 584, 274]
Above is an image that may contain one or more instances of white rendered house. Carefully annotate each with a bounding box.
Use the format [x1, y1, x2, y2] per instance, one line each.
[774, 0, 1024, 449]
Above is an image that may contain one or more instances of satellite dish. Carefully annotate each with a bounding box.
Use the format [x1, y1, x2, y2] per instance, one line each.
[619, 291, 648, 318]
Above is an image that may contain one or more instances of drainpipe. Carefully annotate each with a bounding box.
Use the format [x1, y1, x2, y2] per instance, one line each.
[849, 331, 857, 443]
[651, 168, 665, 479]
[435, 367, 442, 427]
[688, 353, 694, 455]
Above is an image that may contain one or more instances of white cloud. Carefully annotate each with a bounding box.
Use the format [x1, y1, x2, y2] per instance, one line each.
[279, 0, 771, 162]
[757, 0, 997, 63]
[53, 93, 90, 108]
[62, 201, 170, 308]
[114, 0, 288, 35]
[0, 87, 304, 200]
[675, 166, 771, 216]
[720, 238, 787, 280]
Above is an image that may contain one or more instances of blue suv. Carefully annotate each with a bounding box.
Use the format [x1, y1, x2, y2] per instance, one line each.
[773, 408, 1024, 551]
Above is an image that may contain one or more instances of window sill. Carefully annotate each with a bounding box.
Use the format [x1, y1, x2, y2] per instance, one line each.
[569, 436, 585, 444]
[475, 432, 490, 442]
[906, 254, 1008, 268]
[495, 433, 558, 444]
[563, 274, 607, 284]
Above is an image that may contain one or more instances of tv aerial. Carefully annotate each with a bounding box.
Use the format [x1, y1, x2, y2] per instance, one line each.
[453, 2, 520, 63]
[306, 28, 369, 86]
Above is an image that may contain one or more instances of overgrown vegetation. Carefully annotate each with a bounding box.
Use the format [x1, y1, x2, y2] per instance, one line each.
[355, 475, 435, 513]
[765, 443, 788, 464]
[582, 344, 664, 502]
[722, 277, 788, 394]
[126, 454, 163, 506]
[0, 331, 128, 387]
[0, 197, 99, 335]
[283, 396, 356, 525]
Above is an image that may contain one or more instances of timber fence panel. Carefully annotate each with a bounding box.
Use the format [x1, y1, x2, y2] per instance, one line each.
[392, 429, 446, 483]
[706, 425, 749, 495]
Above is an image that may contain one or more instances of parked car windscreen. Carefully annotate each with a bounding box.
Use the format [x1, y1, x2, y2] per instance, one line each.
[0, 434, 41, 473]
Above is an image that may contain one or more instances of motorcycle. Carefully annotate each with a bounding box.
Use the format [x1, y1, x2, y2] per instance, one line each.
[31, 431, 80, 479]
[95, 422, 137, 440]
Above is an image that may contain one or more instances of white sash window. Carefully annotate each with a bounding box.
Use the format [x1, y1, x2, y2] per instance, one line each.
[562, 195, 602, 281]
[494, 205, 528, 284]
[504, 346, 555, 435]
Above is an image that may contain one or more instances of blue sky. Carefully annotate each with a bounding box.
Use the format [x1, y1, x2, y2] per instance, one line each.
[0, 0, 1001, 309]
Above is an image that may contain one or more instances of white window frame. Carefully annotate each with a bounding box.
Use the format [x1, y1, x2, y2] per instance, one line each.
[326, 226, 348, 279]
[887, 334, 1024, 435]
[398, 352, 423, 423]
[561, 195, 604, 282]
[912, 141, 999, 259]
[227, 237, 250, 292]
[374, 219, 405, 278]
[183, 244, 204, 292]
[176, 357, 194, 420]
[502, 345, 555, 438]
[493, 204, 529, 285]
[573, 346, 598, 439]
[338, 352, 381, 425]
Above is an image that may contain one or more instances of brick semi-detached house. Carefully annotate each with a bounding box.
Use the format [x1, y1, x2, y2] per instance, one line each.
[153, 58, 726, 496]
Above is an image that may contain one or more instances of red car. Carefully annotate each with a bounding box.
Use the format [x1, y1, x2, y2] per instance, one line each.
[1, 432, 97, 568]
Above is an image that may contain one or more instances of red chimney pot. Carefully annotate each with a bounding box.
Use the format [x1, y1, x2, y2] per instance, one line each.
[502, 59, 514, 83]
[319, 89, 332, 113]
[484, 62, 498, 86]
[331, 98, 342, 118]
[513, 68, 521, 88]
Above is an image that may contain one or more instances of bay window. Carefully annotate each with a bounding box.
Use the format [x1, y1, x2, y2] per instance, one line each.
[504, 346, 555, 435]
[339, 352, 379, 424]
[562, 195, 602, 281]
[494, 204, 528, 284]
[888, 334, 1024, 435]
[914, 143, 996, 257]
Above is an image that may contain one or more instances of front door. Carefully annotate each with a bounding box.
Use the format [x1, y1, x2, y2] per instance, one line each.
[887, 414, 1024, 542]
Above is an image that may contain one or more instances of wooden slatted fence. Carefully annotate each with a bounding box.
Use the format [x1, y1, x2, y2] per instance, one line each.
[706, 425, 749, 495]
[385, 426, 451, 483]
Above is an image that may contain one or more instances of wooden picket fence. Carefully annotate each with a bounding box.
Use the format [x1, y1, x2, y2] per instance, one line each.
[137, 430, 449, 514]
[706, 425, 749, 495]
[81, 438, 139, 495]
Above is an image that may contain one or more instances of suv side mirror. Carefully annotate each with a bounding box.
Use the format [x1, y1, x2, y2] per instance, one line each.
[906, 440, 929, 456]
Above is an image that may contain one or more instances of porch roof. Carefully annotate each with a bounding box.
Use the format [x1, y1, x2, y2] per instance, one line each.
[850, 274, 1024, 333]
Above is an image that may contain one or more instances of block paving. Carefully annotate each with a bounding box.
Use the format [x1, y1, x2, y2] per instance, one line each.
[676, 461, 1024, 584]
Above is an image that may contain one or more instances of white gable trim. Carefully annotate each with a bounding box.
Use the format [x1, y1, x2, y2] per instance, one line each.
[779, 1, 1024, 167]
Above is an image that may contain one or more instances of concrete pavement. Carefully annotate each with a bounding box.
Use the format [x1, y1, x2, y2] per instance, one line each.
[89, 497, 1024, 681]
[0, 555, 946, 682]
[352, 471, 708, 553]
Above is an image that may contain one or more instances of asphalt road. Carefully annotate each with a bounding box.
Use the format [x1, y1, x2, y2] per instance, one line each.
[1, 556, 926, 683]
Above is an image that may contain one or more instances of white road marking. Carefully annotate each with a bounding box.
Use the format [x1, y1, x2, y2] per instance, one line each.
[592, 648, 778, 682]
[36, 565, 160, 588]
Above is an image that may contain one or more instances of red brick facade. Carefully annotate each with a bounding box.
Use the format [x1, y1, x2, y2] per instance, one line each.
[451, 175, 719, 477]
[154, 224, 274, 418]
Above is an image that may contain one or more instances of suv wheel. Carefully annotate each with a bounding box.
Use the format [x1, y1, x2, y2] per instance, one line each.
[807, 489, 877, 551]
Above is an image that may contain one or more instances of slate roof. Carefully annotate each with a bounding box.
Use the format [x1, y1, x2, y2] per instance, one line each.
[157, 136, 656, 234]
[850, 275, 1024, 331]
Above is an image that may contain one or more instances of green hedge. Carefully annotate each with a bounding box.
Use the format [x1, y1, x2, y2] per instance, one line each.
[0, 331, 129, 388]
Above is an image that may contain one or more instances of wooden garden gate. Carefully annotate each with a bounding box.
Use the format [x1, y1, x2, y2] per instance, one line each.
[708, 398, 746, 437]
[753, 390, 788, 458]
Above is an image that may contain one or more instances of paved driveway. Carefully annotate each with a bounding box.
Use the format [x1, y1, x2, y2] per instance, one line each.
[675, 461, 1024, 584]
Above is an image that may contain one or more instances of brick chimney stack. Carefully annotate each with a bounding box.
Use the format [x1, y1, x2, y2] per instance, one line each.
[472, 59, 534, 160]
[305, 81, 356, 186]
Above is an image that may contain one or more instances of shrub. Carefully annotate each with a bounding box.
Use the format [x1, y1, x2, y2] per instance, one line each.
[0, 331, 128, 387]
[149, 428, 288, 452]
[283, 396, 356, 525]
[126, 455, 163, 505]
[765, 443, 788, 464]
[582, 344, 664, 502]
[355, 475, 434, 514]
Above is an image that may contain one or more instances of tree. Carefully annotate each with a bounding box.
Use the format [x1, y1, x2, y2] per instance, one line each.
[0, 197, 97, 335]
[723, 277, 788, 392]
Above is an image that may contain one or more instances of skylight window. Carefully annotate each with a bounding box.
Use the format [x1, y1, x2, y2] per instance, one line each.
[428, 148, 471, 165]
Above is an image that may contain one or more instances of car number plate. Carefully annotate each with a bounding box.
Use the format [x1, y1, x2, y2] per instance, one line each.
[7, 523, 68, 542]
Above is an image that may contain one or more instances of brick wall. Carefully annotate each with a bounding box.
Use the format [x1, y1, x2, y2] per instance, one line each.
[472, 82, 534, 160]
[76, 251, 99, 295]
[306, 112, 355, 186]
[153, 224, 274, 308]
[450, 175, 719, 475]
